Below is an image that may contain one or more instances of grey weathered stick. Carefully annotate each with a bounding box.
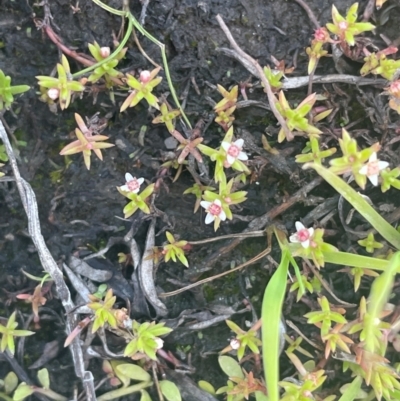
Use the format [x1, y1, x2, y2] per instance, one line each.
[216, 14, 294, 141]
[0, 120, 96, 401]
[138, 218, 168, 316]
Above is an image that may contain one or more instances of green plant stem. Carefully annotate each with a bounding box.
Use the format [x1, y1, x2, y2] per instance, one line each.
[306, 162, 400, 249]
[90, 0, 192, 129]
[71, 17, 133, 79]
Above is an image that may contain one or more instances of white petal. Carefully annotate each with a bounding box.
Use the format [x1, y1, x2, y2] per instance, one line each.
[132, 188, 140, 194]
[221, 141, 231, 151]
[227, 154, 236, 165]
[368, 174, 379, 186]
[289, 234, 300, 243]
[369, 153, 377, 162]
[200, 201, 211, 210]
[205, 213, 215, 224]
[137, 177, 145, 185]
[238, 151, 248, 161]
[120, 185, 129, 191]
[125, 173, 134, 181]
[295, 221, 305, 231]
[234, 138, 244, 148]
[219, 210, 227, 221]
[214, 199, 222, 207]
[359, 165, 368, 175]
[301, 239, 310, 248]
[308, 227, 314, 237]
[377, 161, 389, 170]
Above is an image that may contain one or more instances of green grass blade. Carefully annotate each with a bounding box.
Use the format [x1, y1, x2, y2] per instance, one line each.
[307, 163, 400, 250]
[262, 248, 289, 401]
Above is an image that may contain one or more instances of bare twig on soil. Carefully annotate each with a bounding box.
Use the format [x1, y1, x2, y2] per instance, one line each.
[217, 47, 387, 88]
[292, 0, 320, 29]
[0, 120, 97, 401]
[216, 14, 294, 141]
[363, 0, 376, 21]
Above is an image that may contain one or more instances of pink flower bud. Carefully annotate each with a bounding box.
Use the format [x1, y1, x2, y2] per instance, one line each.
[140, 70, 151, 84]
[100, 47, 110, 58]
[47, 88, 60, 100]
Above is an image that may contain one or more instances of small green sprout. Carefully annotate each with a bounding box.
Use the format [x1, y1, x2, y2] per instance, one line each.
[295, 137, 336, 165]
[262, 66, 283, 92]
[59, 113, 114, 170]
[280, 370, 326, 401]
[0, 70, 30, 110]
[214, 84, 238, 114]
[152, 102, 181, 133]
[183, 183, 216, 213]
[329, 128, 381, 189]
[358, 233, 384, 253]
[360, 46, 400, 80]
[124, 320, 172, 361]
[322, 323, 353, 359]
[117, 183, 155, 218]
[289, 274, 314, 301]
[87, 41, 127, 86]
[275, 91, 322, 143]
[326, 3, 375, 47]
[87, 288, 118, 333]
[348, 266, 379, 292]
[215, 105, 236, 131]
[0, 311, 35, 355]
[221, 319, 262, 361]
[381, 167, 400, 192]
[162, 231, 189, 267]
[36, 55, 85, 110]
[306, 28, 331, 74]
[120, 67, 162, 111]
[304, 296, 347, 337]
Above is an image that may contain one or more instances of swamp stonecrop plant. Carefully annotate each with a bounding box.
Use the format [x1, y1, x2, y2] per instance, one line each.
[36, 55, 85, 110]
[0, 70, 30, 110]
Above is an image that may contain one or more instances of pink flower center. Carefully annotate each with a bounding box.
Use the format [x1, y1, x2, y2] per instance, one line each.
[208, 202, 222, 216]
[127, 178, 140, 192]
[366, 161, 380, 176]
[314, 28, 327, 42]
[338, 21, 348, 30]
[297, 228, 310, 243]
[227, 144, 240, 158]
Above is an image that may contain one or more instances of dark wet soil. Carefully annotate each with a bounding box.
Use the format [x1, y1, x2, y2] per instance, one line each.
[1, 0, 400, 399]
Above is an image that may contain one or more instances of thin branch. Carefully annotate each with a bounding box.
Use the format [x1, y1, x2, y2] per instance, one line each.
[0, 120, 97, 401]
[216, 14, 293, 141]
[292, 0, 320, 29]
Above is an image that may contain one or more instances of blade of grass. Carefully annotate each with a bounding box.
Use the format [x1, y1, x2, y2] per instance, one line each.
[305, 163, 400, 250]
[261, 248, 289, 401]
[322, 251, 390, 271]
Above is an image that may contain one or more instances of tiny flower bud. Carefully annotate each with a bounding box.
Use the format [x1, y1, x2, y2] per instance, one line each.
[140, 70, 151, 84]
[47, 88, 60, 100]
[100, 47, 111, 58]
[230, 338, 241, 350]
[154, 337, 164, 349]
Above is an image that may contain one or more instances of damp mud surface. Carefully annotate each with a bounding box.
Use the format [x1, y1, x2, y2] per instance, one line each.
[1, 0, 400, 399]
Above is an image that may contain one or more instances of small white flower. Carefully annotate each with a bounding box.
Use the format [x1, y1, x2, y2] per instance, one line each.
[289, 221, 314, 249]
[120, 173, 144, 193]
[359, 153, 389, 186]
[100, 47, 111, 58]
[47, 88, 60, 100]
[154, 337, 164, 350]
[221, 139, 248, 166]
[230, 338, 241, 350]
[200, 199, 226, 224]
